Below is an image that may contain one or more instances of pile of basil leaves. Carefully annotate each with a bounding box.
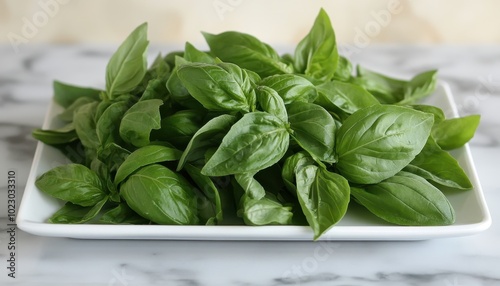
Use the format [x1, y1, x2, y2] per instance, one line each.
[33, 9, 480, 239]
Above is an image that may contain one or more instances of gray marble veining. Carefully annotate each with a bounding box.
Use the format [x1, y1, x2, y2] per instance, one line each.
[0, 44, 499, 285]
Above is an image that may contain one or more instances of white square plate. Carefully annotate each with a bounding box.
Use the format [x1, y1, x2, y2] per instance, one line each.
[17, 82, 491, 240]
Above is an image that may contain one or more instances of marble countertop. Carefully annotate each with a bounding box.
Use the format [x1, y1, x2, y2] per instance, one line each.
[0, 44, 499, 285]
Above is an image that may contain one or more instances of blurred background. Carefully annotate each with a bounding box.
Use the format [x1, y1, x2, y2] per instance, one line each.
[1, 0, 500, 50]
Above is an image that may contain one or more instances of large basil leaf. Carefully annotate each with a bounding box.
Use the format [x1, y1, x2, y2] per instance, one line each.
[35, 164, 106, 207]
[177, 114, 237, 170]
[240, 195, 293, 226]
[53, 80, 101, 108]
[32, 123, 78, 145]
[202, 112, 289, 176]
[404, 137, 472, 190]
[287, 102, 336, 163]
[336, 105, 434, 184]
[256, 86, 287, 122]
[114, 145, 182, 184]
[119, 99, 163, 147]
[177, 62, 253, 112]
[106, 23, 149, 97]
[259, 74, 317, 104]
[315, 81, 379, 115]
[432, 115, 480, 150]
[351, 171, 455, 225]
[203, 31, 292, 77]
[185, 164, 223, 224]
[121, 164, 198, 225]
[295, 165, 350, 240]
[294, 8, 338, 81]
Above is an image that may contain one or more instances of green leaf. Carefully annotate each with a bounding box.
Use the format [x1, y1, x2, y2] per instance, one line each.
[184, 42, 215, 63]
[259, 74, 318, 104]
[294, 8, 339, 81]
[121, 164, 198, 225]
[96, 101, 130, 147]
[202, 112, 289, 176]
[351, 171, 455, 225]
[97, 143, 131, 172]
[336, 105, 434, 184]
[119, 99, 163, 147]
[404, 137, 472, 190]
[240, 195, 293, 226]
[166, 56, 204, 109]
[315, 81, 379, 115]
[282, 152, 316, 193]
[177, 114, 237, 170]
[53, 80, 101, 108]
[48, 199, 107, 224]
[333, 56, 353, 82]
[410, 105, 445, 125]
[295, 165, 350, 240]
[185, 164, 223, 224]
[32, 123, 78, 145]
[287, 102, 336, 163]
[58, 97, 98, 122]
[203, 31, 293, 77]
[74, 102, 100, 151]
[177, 62, 254, 112]
[106, 23, 149, 97]
[255, 86, 287, 122]
[140, 78, 168, 101]
[432, 115, 480, 150]
[99, 203, 150, 224]
[355, 66, 437, 104]
[152, 110, 204, 148]
[35, 164, 106, 207]
[234, 172, 266, 200]
[114, 145, 182, 185]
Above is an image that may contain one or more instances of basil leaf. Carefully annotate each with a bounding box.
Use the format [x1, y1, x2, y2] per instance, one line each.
[115, 145, 182, 185]
[410, 105, 445, 125]
[99, 203, 150, 224]
[203, 31, 292, 77]
[202, 112, 289, 176]
[53, 80, 101, 108]
[336, 105, 434, 184]
[177, 114, 237, 171]
[351, 171, 455, 225]
[404, 137, 472, 190]
[185, 164, 223, 224]
[166, 56, 203, 109]
[432, 115, 480, 150]
[121, 164, 198, 225]
[287, 102, 336, 163]
[153, 110, 204, 148]
[234, 172, 266, 200]
[256, 86, 287, 122]
[296, 165, 350, 240]
[240, 195, 293, 226]
[48, 199, 107, 224]
[282, 152, 316, 193]
[96, 101, 130, 147]
[294, 8, 338, 81]
[97, 143, 130, 172]
[119, 99, 163, 147]
[35, 164, 106, 207]
[184, 42, 215, 63]
[333, 56, 353, 82]
[355, 66, 437, 104]
[315, 81, 379, 115]
[177, 62, 253, 112]
[32, 123, 78, 145]
[140, 78, 168, 101]
[106, 23, 149, 97]
[74, 102, 100, 151]
[58, 97, 98, 122]
[259, 74, 318, 104]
